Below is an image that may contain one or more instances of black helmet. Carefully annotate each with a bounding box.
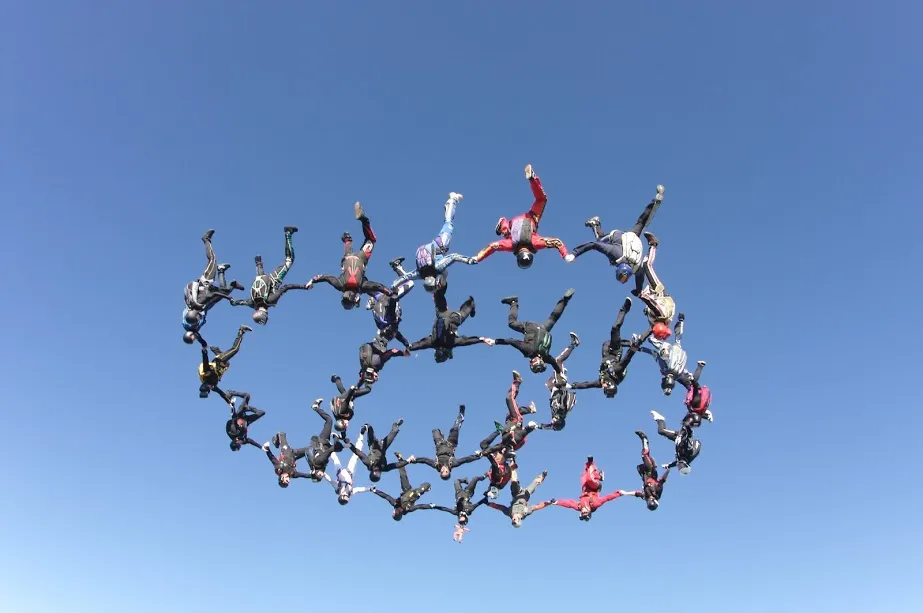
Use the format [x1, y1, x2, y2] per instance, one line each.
[516, 250, 533, 269]
[183, 331, 196, 344]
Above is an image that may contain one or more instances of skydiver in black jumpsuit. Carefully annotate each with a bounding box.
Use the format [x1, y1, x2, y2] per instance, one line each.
[629, 430, 670, 510]
[358, 338, 409, 384]
[224, 390, 266, 451]
[344, 421, 408, 482]
[570, 298, 648, 398]
[431, 475, 489, 525]
[651, 411, 701, 475]
[195, 325, 251, 402]
[370, 465, 436, 520]
[541, 333, 580, 431]
[182, 229, 245, 342]
[493, 289, 575, 374]
[329, 373, 372, 432]
[366, 280, 414, 349]
[263, 432, 311, 488]
[230, 226, 309, 326]
[409, 405, 481, 480]
[408, 289, 492, 363]
[310, 202, 392, 309]
[298, 399, 345, 480]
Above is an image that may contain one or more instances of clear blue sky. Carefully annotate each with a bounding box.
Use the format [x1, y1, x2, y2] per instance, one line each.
[2, 1, 920, 611]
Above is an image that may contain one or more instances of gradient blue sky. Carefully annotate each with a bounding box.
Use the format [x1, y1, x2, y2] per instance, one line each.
[2, 1, 921, 612]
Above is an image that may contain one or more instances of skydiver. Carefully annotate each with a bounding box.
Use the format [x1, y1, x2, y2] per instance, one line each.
[631, 231, 676, 326]
[224, 390, 266, 451]
[565, 184, 664, 285]
[370, 465, 436, 520]
[493, 289, 576, 374]
[328, 373, 372, 432]
[581, 456, 605, 495]
[650, 410, 701, 475]
[550, 465, 632, 521]
[541, 333, 580, 431]
[389, 192, 478, 292]
[182, 229, 245, 343]
[635, 312, 706, 395]
[449, 476, 489, 526]
[452, 525, 470, 543]
[324, 428, 372, 505]
[628, 430, 670, 510]
[230, 226, 308, 326]
[407, 290, 495, 363]
[194, 325, 251, 402]
[366, 280, 414, 349]
[262, 433, 312, 488]
[483, 448, 516, 499]
[475, 164, 569, 268]
[569, 298, 648, 398]
[682, 365, 714, 426]
[310, 202, 392, 309]
[408, 405, 481, 480]
[300, 398, 346, 480]
[344, 421, 408, 482]
[358, 338, 410, 385]
[486, 467, 552, 528]
[479, 372, 540, 454]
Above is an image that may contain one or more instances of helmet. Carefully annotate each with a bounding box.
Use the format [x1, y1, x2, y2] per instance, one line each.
[434, 347, 451, 363]
[652, 322, 671, 340]
[341, 291, 359, 309]
[686, 384, 712, 412]
[184, 309, 201, 325]
[678, 462, 692, 475]
[646, 498, 660, 511]
[423, 276, 438, 292]
[183, 331, 196, 344]
[252, 309, 268, 325]
[529, 356, 546, 373]
[335, 418, 348, 432]
[229, 441, 241, 451]
[615, 263, 633, 283]
[516, 250, 533, 269]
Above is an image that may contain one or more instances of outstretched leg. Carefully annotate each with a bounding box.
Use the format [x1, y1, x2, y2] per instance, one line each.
[382, 419, 403, 450]
[542, 288, 575, 330]
[629, 186, 664, 235]
[314, 405, 334, 440]
[652, 412, 678, 441]
[214, 325, 251, 362]
[202, 230, 218, 282]
[355, 201, 377, 261]
[505, 371, 524, 425]
[502, 297, 526, 333]
[609, 298, 632, 353]
[524, 165, 548, 222]
[456, 296, 476, 323]
[331, 374, 347, 395]
[398, 464, 412, 492]
[270, 227, 298, 284]
[447, 405, 465, 447]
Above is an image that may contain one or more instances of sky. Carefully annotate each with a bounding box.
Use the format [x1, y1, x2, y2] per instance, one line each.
[1, 1, 921, 611]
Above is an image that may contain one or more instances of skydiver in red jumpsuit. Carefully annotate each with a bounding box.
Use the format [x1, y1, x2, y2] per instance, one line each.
[475, 164, 569, 269]
[551, 460, 632, 521]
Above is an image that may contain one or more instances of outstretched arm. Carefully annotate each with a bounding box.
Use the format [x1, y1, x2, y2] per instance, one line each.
[453, 453, 481, 467]
[537, 236, 568, 258]
[411, 456, 438, 469]
[552, 499, 580, 510]
[311, 274, 344, 291]
[595, 490, 626, 507]
[361, 280, 393, 296]
[486, 502, 512, 517]
[391, 269, 421, 288]
[371, 488, 398, 506]
[436, 253, 478, 272]
[432, 505, 458, 515]
[229, 297, 255, 307]
[528, 501, 553, 513]
[452, 336, 486, 348]
[394, 329, 412, 349]
[475, 238, 513, 262]
[408, 337, 434, 352]
[406, 503, 439, 514]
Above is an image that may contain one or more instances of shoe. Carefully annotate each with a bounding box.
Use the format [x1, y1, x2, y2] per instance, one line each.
[651, 410, 665, 422]
[584, 217, 600, 228]
[569, 332, 580, 347]
[512, 370, 522, 384]
[389, 257, 405, 272]
[284, 226, 298, 234]
[635, 430, 647, 440]
[563, 288, 575, 300]
[231, 281, 245, 290]
[396, 418, 404, 426]
[241, 325, 253, 332]
[449, 192, 463, 202]
[524, 164, 534, 180]
[217, 263, 231, 273]
[643, 231, 658, 247]
[500, 296, 518, 305]
[202, 229, 215, 241]
[354, 201, 365, 220]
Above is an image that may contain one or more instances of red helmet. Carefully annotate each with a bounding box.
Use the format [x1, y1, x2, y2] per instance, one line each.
[652, 322, 671, 340]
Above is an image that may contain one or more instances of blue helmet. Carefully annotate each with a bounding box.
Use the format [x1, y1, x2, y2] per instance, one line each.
[615, 263, 633, 283]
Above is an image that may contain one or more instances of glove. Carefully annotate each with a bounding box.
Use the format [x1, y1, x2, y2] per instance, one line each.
[564, 254, 575, 263]
[527, 421, 538, 429]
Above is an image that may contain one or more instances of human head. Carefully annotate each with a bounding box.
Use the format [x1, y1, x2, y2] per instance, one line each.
[529, 356, 547, 373]
[511, 514, 523, 527]
[458, 511, 469, 525]
[370, 468, 382, 482]
[338, 489, 350, 505]
[603, 381, 617, 398]
[652, 322, 671, 340]
[434, 347, 452, 363]
[278, 473, 291, 488]
[678, 461, 692, 475]
[335, 418, 349, 432]
[516, 249, 533, 269]
[253, 308, 269, 325]
[495, 217, 510, 237]
[646, 498, 660, 511]
[341, 291, 360, 309]
[439, 466, 451, 480]
[579, 506, 591, 520]
[229, 441, 242, 452]
[392, 507, 404, 520]
[550, 417, 565, 432]
[661, 374, 675, 395]
[311, 469, 324, 482]
[615, 263, 632, 283]
[183, 331, 196, 344]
